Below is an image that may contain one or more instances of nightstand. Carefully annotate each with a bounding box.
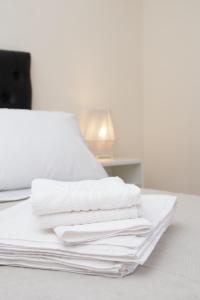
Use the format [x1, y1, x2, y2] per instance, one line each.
[98, 158, 143, 187]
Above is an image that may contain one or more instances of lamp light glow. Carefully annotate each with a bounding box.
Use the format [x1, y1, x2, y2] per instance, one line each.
[98, 126, 108, 139]
[85, 109, 115, 158]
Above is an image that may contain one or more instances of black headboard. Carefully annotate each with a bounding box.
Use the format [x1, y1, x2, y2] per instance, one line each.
[0, 50, 31, 109]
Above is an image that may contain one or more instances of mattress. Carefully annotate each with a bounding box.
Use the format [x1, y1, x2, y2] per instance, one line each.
[0, 189, 199, 300]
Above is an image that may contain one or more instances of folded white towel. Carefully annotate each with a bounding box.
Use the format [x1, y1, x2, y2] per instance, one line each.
[0, 195, 176, 277]
[31, 177, 140, 215]
[36, 206, 139, 229]
[55, 218, 152, 246]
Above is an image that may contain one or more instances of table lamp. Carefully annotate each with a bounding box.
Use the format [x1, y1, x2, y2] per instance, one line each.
[85, 109, 115, 158]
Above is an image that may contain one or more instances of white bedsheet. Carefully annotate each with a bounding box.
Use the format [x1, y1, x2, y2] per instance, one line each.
[0, 189, 31, 202]
[0, 194, 176, 277]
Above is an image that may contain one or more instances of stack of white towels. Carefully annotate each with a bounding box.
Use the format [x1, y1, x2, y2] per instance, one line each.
[0, 177, 176, 277]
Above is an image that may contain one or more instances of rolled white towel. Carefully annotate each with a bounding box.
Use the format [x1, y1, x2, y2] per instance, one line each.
[31, 177, 141, 215]
[54, 218, 152, 246]
[35, 205, 139, 229]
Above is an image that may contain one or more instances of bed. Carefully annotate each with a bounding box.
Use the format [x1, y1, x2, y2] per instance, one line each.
[0, 189, 199, 300]
[0, 50, 199, 299]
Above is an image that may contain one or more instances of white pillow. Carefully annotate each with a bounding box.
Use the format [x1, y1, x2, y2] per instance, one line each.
[0, 109, 107, 191]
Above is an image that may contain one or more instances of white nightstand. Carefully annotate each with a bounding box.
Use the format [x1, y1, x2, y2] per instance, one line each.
[98, 158, 143, 187]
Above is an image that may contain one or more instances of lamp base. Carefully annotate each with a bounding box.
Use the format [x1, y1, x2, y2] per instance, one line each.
[87, 140, 114, 159]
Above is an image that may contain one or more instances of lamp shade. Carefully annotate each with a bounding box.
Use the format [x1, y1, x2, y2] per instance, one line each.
[85, 110, 115, 141]
[85, 110, 115, 158]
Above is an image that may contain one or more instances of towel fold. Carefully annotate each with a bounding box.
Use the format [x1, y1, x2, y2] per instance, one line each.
[54, 218, 152, 246]
[31, 177, 140, 215]
[36, 205, 139, 229]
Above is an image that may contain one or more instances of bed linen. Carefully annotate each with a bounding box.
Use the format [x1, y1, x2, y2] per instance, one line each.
[0, 109, 107, 191]
[0, 188, 30, 202]
[0, 190, 200, 300]
[0, 195, 175, 278]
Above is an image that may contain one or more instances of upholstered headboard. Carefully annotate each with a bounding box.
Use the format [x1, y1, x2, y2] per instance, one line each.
[0, 50, 31, 109]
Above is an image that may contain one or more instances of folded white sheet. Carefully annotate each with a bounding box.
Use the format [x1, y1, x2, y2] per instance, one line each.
[0, 211, 173, 277]
[0, 257, 138, 278]
[0, 212, 172, 277]
[0, 195, 176, 277]
[36, 205, 139, 229]
[31, 177, 140, 215]
[54, 218, 152, 246]
[0, 189, 31, 202]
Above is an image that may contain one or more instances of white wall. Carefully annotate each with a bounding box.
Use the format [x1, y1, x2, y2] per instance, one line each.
[2, 0, 200, 194]
[0, 0, 143, 158]
[143, 0, 200, 194]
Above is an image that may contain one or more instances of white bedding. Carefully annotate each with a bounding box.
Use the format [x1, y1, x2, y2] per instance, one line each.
[0, 194, 176, 277]
[0, 109, 107, 192]
[0, 190, 198, 300]
[0, 189, 31, 202]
